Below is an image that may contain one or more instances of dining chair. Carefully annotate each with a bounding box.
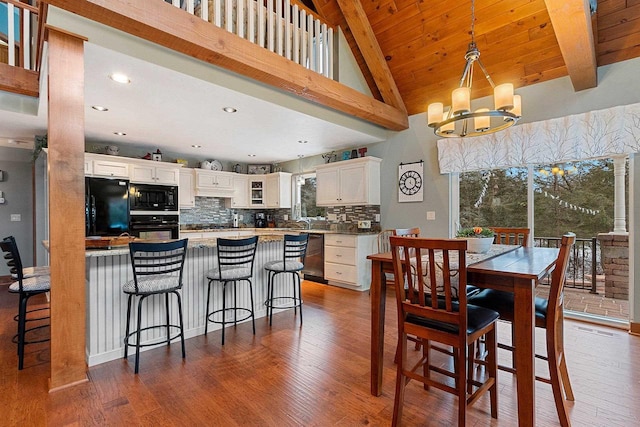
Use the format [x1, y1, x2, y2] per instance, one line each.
[393, 227, 420, 237]
[389, 236, 499, 427]
[468, 232, 576, 427]
[264, 233, 309, 326]
[1, 236, 51, 370]
[489, 227, 530, 246]
[205, 236, 259, 345]
[123, 239, 188, 374]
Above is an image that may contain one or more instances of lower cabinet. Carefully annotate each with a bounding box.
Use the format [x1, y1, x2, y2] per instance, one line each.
[324, 233, 376, 290]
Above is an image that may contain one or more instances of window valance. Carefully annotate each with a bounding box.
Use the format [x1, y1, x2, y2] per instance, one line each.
[437, 102, 640, 174]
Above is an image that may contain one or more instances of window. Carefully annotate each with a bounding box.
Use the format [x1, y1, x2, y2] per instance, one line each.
[292, 173, 326, 219]
[458, 168, 528, 229]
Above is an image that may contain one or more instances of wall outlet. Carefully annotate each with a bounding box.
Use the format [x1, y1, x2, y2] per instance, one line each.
[358, 220, 371, 229]
[239, 214, 244, 221]
[10, 214, 21, 222]
[341, 214, 347, 221]
[327, 213, 337, 221]
[375, 213, 380, 222]
[426, 211, 436, 220]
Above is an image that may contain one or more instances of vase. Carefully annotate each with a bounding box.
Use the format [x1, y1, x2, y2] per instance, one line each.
[464, 237, 493, 254]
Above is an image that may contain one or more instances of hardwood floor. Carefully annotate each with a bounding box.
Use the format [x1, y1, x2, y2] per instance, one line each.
[1, 280, 640, 426]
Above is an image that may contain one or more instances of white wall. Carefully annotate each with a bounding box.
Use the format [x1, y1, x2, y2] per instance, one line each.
[0, 147, 34, 275]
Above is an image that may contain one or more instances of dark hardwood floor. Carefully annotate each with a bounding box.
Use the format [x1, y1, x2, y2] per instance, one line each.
[1, 279, 639, 426]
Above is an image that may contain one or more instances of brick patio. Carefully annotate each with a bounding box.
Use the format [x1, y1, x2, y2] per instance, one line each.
[535, 277, 629, 322]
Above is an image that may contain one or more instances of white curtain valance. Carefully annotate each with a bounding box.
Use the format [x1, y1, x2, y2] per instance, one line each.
[437, 102, 640, 174]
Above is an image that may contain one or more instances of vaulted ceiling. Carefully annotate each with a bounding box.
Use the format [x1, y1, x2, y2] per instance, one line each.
[309, 0, 640, 116]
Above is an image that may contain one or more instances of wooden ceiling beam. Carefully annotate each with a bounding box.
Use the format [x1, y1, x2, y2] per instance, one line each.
[335, 0, 407, 113]
[544, 0, 597, 91]
[44, 0, 407, 130]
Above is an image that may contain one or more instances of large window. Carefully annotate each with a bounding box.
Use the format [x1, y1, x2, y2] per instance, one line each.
[293, 173, 326, 219]
[533, 160, 621, 238]
[459, 168, 528, 229]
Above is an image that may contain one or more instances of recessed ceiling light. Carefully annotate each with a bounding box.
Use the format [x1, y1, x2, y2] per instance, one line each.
[248, 154, 256, 157]
[92, 105, 109, 111]
[109, 73, 130, 84]
[223, 107, 237, 113]
[298, 140, 308, 144]
[191, 144, 201, 148]
[113, 131, 127, 136]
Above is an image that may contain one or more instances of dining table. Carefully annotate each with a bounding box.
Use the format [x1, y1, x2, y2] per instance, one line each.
[367, 245, 560, 427]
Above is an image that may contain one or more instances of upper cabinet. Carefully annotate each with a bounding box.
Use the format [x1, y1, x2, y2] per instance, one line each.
[179, 169, 195, 208]
[85, 153, 180, 184]
[228, 174, 250, 208]
[266, 172, 292, 208]
[316, 157, 382, 206]
[130, 163, 180, 185]
[194, 169, 234, 197]
[89, 157, 130, 179]
[249, 176, 266, 208]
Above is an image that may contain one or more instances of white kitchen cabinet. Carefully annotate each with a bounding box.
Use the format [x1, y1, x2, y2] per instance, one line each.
[179, 169, 195, 208]
[228, 174, 250, 208]
[91, 158, 130, 179]
[84, 158, 93, 175]
[130, 163, 180, 185]
[324, 233, 377, 290]
[315, 156, 381, 206]
[249, 177, 266, 208]
[195, 169, 234, 196]
[266, 172, 292, 208]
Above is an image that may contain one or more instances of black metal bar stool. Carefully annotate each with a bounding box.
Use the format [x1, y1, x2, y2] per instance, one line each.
[264, 233, 309, 326]
[204, 236, 259, 345]
[123, 239, 188, 374]
[1, 236, 51, 370]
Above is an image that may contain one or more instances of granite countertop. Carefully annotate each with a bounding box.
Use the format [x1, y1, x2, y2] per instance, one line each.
[83, 234, 287, 257]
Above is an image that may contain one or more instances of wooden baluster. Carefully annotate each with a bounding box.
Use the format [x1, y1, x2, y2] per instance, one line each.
[292, 5, 299, 64]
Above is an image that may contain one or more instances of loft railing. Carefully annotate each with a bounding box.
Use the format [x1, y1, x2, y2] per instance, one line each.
[0, 0, 38, 70]
[166, 0, 334, 78]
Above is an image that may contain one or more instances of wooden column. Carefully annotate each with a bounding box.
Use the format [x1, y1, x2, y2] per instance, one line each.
[46, 25, 88, 391]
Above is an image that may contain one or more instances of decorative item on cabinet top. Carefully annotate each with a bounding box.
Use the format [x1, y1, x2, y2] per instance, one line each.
[247, 164, 271, 174]
[200, 160, 223, 171]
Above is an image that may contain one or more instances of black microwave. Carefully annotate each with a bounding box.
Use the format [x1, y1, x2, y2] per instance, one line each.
[130, 183, 178, 211]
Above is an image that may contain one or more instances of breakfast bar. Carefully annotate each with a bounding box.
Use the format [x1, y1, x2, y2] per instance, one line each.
[85, 235, 287, 366]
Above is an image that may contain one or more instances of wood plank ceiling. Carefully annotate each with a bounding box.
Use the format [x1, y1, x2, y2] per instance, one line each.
[310, 0, 640, 117]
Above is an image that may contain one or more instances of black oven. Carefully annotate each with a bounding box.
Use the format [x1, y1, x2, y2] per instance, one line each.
[129, 215, 179, 240]
[130, 184, 178, 212]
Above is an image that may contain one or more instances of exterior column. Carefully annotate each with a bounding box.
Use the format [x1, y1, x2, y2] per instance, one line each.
[613, 156, 627, 233]
[47, 25, 88, 390]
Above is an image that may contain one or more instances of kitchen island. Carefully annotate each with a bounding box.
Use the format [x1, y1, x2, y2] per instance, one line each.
[85, 235, 290, 366]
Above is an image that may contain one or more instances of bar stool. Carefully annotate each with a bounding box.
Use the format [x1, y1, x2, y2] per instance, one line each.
[123, 239, 188, 374]
[204, 236, 259, 345]
[1, 236, 51, 370]
[264, 233, 309, 326]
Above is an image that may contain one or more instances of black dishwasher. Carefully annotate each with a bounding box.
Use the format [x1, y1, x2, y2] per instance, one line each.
[303, 233, 327, 283]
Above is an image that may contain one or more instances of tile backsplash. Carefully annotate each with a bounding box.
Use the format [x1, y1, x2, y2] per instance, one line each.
[180, 197, 380, 230]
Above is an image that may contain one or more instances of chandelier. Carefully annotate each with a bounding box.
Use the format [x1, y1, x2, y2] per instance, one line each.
[427, 0, 522, 138]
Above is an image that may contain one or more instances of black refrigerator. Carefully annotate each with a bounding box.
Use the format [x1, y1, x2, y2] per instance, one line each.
[85, 177, 130, 236]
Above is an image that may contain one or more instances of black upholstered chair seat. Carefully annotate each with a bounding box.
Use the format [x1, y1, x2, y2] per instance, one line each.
[468, 289, 549, 327]
[407, 302, 499, 335]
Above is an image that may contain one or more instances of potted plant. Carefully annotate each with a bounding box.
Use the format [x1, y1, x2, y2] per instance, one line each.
[456, 226, 494, 253]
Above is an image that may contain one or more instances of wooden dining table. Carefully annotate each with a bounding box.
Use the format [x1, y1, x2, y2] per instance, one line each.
[367, 245, 560, 426]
